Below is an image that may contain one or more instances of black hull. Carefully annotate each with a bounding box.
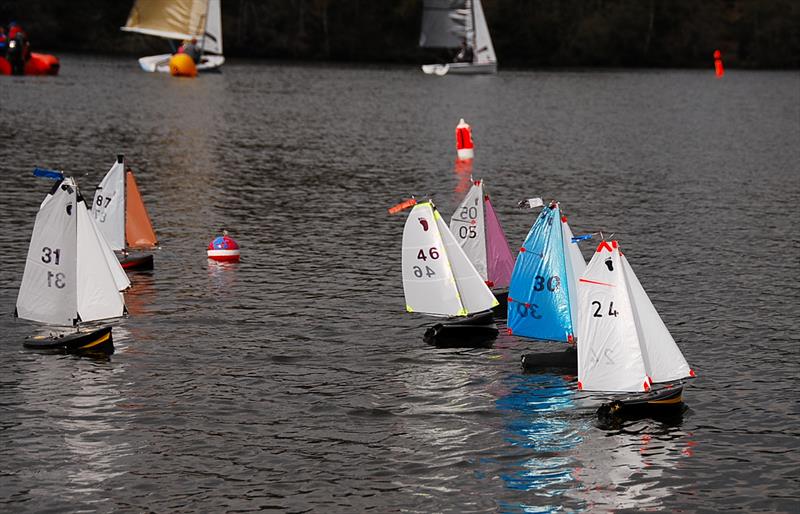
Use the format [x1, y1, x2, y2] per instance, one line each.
[423, 310, 499, 348]
[24, 326, 114, 355]
[491, 289, 508, 318]
[521, 346, 577, 371]
[117, 252, 154, 271]
[597, 384, 685, 422]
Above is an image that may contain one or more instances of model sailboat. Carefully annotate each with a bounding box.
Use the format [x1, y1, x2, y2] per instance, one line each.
[577, 240, 695, 416]
[93, 155, 159, 270]
[508, 201, 587, 369]
[449, 179, 515, 313]
[420, 0, 497, 75]
[122, 0, 224, 73]
[16, 174, 126, 355]
[402, 200, 500, 346]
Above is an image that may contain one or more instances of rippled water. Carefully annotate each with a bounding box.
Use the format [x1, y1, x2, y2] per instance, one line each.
[1, 55, 798, 513]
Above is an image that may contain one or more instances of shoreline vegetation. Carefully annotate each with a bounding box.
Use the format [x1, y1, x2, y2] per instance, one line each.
[1, 0, 798, 69]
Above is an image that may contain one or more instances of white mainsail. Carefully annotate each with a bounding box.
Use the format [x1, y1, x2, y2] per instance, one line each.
[122, 0, 223, 55]
[561, 217, 587, 337]
[16, 178, 125, 327]
[93, 158, 126, 252]
[577, 241, 692, 392]
[471, 0, 496, 64]
[435, 211, 498, 314]
[450, 180, 487, 281]
[89, 208, 131, 292]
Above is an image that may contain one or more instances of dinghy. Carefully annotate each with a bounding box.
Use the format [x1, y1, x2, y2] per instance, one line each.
[420, 0, 497, 75]
[93, 155, 158, 271]
[16, 174, 127, 355]
[577, 240, 695, 419]
[449, 179, 515, 315]
[122, 0, 224, 73]
[402, 200, 500, 347]
[507, 200, 587, 371]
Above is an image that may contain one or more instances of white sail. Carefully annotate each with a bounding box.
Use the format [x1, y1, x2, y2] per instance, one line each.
[89, 210, 131, 292]
[435, 211, 498, 314]
[561, 217, 587, 337]
[402, 202, 464, 316]
[93, 158, 126, 252]
[472, 0, 496, 64]
[203, 0, 223, 55]
[76, 200, 126, 322]
[419, 0, 468, 48]
[577, 241, 648, 393]
[450, 180, 487, 281]
[122, 0, 210, 42]
[16, 180, 79, 326]
[621, 254, 692, 383]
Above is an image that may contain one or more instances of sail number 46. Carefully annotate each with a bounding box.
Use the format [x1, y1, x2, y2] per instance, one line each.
[414, 247, 439, 278]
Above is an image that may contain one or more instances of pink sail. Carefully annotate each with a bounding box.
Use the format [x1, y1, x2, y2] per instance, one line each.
[484, 196, 515, 289]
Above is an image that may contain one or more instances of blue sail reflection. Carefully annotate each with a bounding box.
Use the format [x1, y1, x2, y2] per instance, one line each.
[495, 373, 582, 497]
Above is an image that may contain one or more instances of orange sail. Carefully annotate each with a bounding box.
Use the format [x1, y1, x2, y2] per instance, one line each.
[125, 170, 158, 249]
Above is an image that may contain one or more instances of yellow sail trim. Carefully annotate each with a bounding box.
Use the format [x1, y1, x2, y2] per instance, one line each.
[406, 305, 414, 313]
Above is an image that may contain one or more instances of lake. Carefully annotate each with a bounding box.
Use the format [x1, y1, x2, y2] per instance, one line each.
[0, 55, 798, 513]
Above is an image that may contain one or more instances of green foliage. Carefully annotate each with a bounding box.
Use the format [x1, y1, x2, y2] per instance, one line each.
[0, 0, 797, 67]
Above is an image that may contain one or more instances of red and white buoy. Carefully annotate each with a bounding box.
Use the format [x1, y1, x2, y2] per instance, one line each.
[714, 49, 724, 78]
[455, 118, 474, 160]
[207, 230, 240, 262]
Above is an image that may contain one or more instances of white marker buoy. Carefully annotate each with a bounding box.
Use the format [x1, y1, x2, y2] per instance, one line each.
[455, 118, 474, 160]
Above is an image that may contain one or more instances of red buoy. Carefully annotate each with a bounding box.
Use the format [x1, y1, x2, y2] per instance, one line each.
[714, 50, 724, 78]
[455, 118, 474, 160]
[207, 230, 240, 262]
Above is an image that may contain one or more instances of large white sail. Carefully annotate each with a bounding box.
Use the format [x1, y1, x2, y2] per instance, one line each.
[621, 254, 692, 383]
[561, 217, 587, 337]
[577, 241, 648, 392]
[472, 0, 496, 64]
[450, 180, 487, 281]
[203, 0, 223, 55]
[419, 0, 468, 48]
[435, 211, 498, 314]
[16, 180, 79, 326]
[122, 0, 211, 42]
[76, 200, 126, 322]
[402, 202, 463, 316]
[93, 158, 126, 252]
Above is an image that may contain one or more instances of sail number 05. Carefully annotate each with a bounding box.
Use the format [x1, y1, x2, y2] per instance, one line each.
[413, 247, 439, 278]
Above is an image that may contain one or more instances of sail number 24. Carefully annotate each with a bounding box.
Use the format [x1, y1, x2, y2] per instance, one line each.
[413, 247, 439, 278]
[42, 246, 66, 288]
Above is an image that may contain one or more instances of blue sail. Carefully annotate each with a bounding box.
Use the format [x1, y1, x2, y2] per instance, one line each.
[508, 204, 574, 342]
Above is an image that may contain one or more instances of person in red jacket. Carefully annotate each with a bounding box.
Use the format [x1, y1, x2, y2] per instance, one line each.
[8, 21, 25, 40]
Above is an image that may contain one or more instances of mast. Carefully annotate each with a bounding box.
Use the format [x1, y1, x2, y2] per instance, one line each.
[469, 0, 476, 62]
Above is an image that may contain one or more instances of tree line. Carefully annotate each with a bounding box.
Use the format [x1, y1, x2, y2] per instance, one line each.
[1, 0, 798, 68]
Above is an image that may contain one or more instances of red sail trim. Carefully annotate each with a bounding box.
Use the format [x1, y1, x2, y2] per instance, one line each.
[579, 278, 615, 287]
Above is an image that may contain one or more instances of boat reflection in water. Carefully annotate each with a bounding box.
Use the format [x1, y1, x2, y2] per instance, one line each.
[494, 374, 696, 512]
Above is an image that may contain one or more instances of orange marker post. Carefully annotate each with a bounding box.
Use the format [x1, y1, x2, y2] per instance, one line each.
[714, 50, 724, 78]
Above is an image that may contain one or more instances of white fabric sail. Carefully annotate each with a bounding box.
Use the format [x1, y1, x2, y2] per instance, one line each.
[402, 202, 463, 316]
[76, 201, 126, 322]
[449, 180, 487, 281]
[621, 254, 692, 383]
[561, 218, 587, 338]
[89, 209, 131, 292]
[93, 159, 126, 252]
[203, 0, 223, 55]
[122, 0, 210, 42]
[472, 0, 496, 64]
[435, 211, 498, 314]
[577, 241, 648, 392]
[16, 180, 79, 326]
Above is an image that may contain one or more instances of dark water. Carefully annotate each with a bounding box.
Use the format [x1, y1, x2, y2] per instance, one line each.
[1, 55, 798, 513]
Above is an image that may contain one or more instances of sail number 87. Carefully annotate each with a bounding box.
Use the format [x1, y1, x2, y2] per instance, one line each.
[414, 247, 439, 278]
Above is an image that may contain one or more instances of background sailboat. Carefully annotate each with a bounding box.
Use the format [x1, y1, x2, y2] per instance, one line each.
[402, 200, 499, 346]
[420, 0, 497, 75]
[449, 179, 514, 313]
[16, 175, 126, 354]
[577, 240, 695, 417]
[122, 0, 225, 73]
[508, 201, 587, 369]
[93, 155, 158, 270]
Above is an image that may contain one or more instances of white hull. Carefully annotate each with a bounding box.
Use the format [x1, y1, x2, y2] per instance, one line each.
[421, 62, 497, 76]
[138, 53, 225, 73]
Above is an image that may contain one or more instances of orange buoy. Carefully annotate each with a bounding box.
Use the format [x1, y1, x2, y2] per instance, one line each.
[169, 53, 197, 78]
[455, 118, 474, 160]
[714, 50, 724, 78]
